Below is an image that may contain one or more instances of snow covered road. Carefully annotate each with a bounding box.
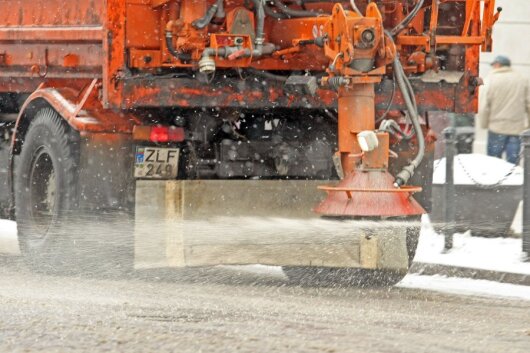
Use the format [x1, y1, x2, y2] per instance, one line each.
[2, 218, 529, 302]
[1, 217, 530, 352]
[0, 256, 528, 353]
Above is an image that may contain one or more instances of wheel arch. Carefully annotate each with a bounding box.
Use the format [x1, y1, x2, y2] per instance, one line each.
[7, 96, 77, 219]
[11, 97, 66, 156]
[7, 80, 138, 218]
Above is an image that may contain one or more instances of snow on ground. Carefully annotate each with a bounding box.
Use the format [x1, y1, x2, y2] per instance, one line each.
[0, 219, 19, 255]
[433, 153, 523, 185]
[432, 153, 524, 234]
[398, 274, 530, 301]
[224, 264, 530, 301]
[416, 216, 530, 275]
[1, 218, 529, 301]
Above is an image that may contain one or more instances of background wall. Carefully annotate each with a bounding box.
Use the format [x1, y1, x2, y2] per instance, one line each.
[474, 0, 530, 153]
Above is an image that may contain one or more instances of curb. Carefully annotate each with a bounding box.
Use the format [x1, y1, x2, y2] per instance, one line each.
[410, 262, 530, 286]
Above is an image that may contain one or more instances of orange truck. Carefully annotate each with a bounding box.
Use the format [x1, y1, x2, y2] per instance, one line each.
[0, 0, 499, 284]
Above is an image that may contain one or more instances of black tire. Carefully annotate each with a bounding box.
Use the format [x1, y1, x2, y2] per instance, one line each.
[406, 220, 421, 266]
[0, 118, 14, 218]
[15, 108, 80, 273]
[15, 108, 133, 276]
[283, 267, 407, 288]
[283, 220, 421, 287]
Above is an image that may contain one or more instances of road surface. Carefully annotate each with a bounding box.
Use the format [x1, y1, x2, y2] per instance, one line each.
[0, 257, 528, 353]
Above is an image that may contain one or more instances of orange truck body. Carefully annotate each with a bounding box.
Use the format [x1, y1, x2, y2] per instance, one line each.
[0, 0, 496, 112]
[0, 0, 500, 275]
[0, 0, 498, 214]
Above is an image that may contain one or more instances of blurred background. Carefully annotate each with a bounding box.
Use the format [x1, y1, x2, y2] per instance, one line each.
[475, 0, 530, 154]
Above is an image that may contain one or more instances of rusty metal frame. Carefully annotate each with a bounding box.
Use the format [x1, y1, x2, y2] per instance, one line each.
[0, 0, 499, 122]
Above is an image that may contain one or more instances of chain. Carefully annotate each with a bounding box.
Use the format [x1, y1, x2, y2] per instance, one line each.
[433, 151, 522, 189]
[453, 149, 524, 189]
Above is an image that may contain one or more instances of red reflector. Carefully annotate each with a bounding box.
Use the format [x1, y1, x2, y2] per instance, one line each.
[149, 126, 184, 143]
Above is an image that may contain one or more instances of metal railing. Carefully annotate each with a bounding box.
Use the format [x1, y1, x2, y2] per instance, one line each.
[522, 130, 530, 256]
[441, 128, 528, 257]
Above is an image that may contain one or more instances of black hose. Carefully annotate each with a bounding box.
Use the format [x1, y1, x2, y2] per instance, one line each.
[390, 0, 424, 37]
[165, 32, 192, 62]
[251, 0, 266, 50]
[376, 75, 396, 123]
[264, 4, 288, 19]
[272, 0, 320, 18]
[246, 68, 289, 82]
[393, 57, 425, 187]
[192, 0, 223, 29]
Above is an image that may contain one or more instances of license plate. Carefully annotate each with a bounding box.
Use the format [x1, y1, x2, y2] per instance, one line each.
[134, 147, 179, 179]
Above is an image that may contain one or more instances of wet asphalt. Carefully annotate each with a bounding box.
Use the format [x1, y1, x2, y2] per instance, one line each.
[0, 256, 529, 353]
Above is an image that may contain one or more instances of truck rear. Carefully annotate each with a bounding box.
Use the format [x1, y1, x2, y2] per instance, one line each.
[0, 0, 499, 284]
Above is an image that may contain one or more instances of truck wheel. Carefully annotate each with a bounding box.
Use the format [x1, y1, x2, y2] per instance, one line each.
[15, 108, 80, 274]
[283, 221, 421, 287]
[283, 267, 407, 287]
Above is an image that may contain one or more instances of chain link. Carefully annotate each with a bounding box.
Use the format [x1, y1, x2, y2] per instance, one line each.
[453, 150, 524, 189]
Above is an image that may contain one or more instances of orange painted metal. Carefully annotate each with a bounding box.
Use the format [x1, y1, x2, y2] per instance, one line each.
[318, 185, 422, 194]
[314, 172, 426, 217]
[337, 84, 376, 174]
[314, 3, 426, 217]
[0, 0, 498, 219]
[0, 0, 497, 110]
[362, 132, 389, 170]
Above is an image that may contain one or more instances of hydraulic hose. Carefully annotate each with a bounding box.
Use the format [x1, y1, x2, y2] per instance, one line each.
[270, 0, 359, 17]
[165, 32, 192, 62]
[390, 0, 424, 37]
[393, 57, 425, 187]
[264, 4, 288, 19]
[251, 0, 266, 52]
[272, 0, 320, 18]
[246, 68, 289, 82]
[379, 119, 413, 140]
[192, 0, 223, 29]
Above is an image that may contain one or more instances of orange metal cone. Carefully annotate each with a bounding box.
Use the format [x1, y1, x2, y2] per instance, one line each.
[314, 171, 425, 217]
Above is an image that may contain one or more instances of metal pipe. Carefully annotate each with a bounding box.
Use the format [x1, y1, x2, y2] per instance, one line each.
[442, 127, 456, 250]
[338, 84, 375, 174]
[198, 43, 276, 74]
[522, 129, 530, 256]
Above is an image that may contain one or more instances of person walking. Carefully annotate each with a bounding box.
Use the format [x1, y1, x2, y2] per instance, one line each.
[478, 55, 530, 164]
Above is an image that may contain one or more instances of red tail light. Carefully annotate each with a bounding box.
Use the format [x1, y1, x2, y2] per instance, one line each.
[133, 125, 185, 143]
